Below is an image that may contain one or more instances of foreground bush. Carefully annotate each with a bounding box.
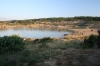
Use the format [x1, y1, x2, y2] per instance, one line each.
[33, 37, 54, 49]
[0, 35, 25, 53]
[82, 34, 98, 48]
[33, 37, 54, 43]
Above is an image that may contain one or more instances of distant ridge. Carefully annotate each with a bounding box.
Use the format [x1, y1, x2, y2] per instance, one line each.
[0, 18, 12, 21]
[0, 16, 100, 21]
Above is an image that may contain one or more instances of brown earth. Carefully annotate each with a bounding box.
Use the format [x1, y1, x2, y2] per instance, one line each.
[56, 49, 100, 66]
[63, 28, 98, 40]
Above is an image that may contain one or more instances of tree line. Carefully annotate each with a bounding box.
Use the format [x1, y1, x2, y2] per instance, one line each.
[0, 16, 100, 25]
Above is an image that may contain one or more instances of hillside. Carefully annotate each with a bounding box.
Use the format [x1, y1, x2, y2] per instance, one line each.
[0, 16, 100, 30]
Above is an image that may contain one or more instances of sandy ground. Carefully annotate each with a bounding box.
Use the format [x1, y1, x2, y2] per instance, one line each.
[64, 28, 98, 40]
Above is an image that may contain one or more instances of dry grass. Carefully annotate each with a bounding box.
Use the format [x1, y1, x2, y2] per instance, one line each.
[56, 49, 100, 66]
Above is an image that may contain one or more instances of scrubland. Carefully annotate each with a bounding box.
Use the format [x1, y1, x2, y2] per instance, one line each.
[0, 17, 100, 66]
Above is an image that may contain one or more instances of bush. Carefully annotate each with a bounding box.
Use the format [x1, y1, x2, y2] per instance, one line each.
[31, 50, 45, 62]
[33, 39, 40, 43]
[21, 50, 30, 57]
[0, 35, 25, 53]
[40, 37, 54, 43]
[82, 34, 98, 48]
[33, 37, 54, 49]
[42, 50, 50, 60]
[20, 50, 31, 63]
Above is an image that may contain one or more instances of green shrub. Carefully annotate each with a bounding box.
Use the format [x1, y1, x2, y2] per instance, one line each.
[0, 58, 17, 66]
[37, 63, 50, 66]
[82, 34, 98, 48]
[31, 51, 44, 62]
[0, 35, 25, 54]
[21, 50, 30, 57]
[19, 50, 31, 63]
[19, 56, 29, 63]
[42, 50, 50, 60]
[65, 40, 81, 49]
[40, 37, 54, 43]
[33, 39, 40, 43]
[33, 37, 54, 44]
[38, 37, 54, 48]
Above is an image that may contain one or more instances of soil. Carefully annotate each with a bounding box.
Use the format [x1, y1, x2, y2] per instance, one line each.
[64, 28, 98, 40]
[56, 49, 100, 66]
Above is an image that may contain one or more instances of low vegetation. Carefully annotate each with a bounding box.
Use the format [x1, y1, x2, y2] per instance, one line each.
[82, 34, 98, 49]
[0, 16, 100, 29]
[0, 35, 25, 54]
[1, 16, 100, 24]
[0, 34, 99, 66]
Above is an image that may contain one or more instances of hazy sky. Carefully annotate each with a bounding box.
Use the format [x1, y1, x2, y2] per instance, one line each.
[0, 0, 100, 20]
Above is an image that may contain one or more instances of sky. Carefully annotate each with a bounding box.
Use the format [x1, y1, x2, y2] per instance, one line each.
[0, 0, 100, 20]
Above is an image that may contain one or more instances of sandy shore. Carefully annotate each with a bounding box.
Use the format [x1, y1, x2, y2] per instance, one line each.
[63, 28, 98, 40]
[0, 23, 99, 40]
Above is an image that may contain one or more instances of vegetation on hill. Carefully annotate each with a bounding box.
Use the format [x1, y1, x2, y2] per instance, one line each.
[0, 16, 100, 25]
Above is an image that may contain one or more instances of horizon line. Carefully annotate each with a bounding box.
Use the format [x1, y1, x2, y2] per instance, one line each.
[0, 16, 100, 21]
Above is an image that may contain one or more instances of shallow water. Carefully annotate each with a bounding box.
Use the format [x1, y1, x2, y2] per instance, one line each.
[0, 28, 72, 38]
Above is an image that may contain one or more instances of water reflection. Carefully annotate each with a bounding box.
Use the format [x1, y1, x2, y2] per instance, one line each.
[0, 28, 72, 38]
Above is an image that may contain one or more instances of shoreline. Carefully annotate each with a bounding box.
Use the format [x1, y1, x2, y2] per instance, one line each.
[22, 28, 98, 41]
[63, 28, 98, 40]
[0, 24, 99, 40]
